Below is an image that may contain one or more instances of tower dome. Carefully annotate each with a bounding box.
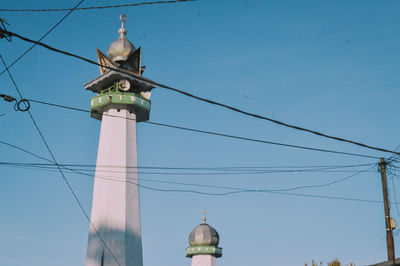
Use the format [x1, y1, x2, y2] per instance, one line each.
[186, 211, 223, 262]
[189, 224, 220, 247]
[188, 211, 220, 247]
[107, 14, 135, 63]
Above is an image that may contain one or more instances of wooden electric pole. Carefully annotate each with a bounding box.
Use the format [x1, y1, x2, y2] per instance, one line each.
[379, 158, 396, 265]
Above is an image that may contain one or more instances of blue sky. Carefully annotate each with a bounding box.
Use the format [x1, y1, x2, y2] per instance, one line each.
[1, 1, 400, 265]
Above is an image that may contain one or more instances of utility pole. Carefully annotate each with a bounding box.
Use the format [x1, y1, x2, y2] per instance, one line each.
[379, 158, 396, 265]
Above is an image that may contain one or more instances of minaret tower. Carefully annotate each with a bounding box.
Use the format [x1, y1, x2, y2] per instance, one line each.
[186, 211, 223, 266]
[84, 14, 155, 266]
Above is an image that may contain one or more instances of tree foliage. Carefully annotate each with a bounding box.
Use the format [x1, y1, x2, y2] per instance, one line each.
[305, 258, 355, 266]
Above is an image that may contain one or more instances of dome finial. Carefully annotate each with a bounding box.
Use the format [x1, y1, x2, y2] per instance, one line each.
[107, 14, 135, 63]
[202, 210, 207, 224]
[118, 14, 127, 39]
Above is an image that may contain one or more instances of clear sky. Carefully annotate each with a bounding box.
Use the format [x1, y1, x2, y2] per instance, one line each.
[1, 1, 400, 265]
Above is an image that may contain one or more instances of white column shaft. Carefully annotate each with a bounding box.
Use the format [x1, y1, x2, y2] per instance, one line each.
[86, 108, 143, 266]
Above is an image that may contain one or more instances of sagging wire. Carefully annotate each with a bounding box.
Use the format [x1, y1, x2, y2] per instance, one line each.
[0, 18, 11, 41]
[0, 94, 30, 111]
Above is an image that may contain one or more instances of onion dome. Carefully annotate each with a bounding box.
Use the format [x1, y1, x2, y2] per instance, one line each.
[186, 211, 223, 258]
[107, 14, 135, 63]
[188, 212, 220, 247]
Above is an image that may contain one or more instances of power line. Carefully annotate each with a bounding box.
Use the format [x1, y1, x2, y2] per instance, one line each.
[0, 161, 376, 170]
[145, 121, 381, 159]
[387, 143, 400, 163]
[19, 97, 380, 159]
[59, 165, 377, 195]
[0, 161, 377, 175]
[3, 162, 386, 203]
[386, 145, 400, 220]
[0, 17, 11, 41]
[6, 161, 376, 192]
[0, 140, 50, 162]
[387, 165, 400, 220]
[0, 55, 121, 266]
[0, 0, 196, 12]
[1, 28, 398, 157]
[0, 160, 373, 189]
[0, 138, 384, 204]
[0, 0, 85, 76]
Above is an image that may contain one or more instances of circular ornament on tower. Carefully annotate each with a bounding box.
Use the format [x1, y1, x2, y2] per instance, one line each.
[119, 79, 131, 91]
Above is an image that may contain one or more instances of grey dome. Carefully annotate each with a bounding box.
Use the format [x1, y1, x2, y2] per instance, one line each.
[107, 35, 135, 63]
[188, 224, 219, 247]
[107, 15, 135, 63]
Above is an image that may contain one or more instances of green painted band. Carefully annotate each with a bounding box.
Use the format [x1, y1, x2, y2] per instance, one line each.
[185, 246, 223, 258]
[90, 92, 151, 111]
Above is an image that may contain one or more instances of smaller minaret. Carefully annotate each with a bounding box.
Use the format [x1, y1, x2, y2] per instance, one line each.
[186, 211, 222, 266]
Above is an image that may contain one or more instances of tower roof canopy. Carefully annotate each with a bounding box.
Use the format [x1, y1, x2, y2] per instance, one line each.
[84, 70, 155, 93]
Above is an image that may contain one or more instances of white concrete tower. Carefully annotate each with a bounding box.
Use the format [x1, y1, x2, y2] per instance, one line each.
[84, 14, 155, 266]
[186, 211, 223, 266]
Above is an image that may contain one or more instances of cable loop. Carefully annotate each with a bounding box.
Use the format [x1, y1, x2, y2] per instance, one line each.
[16, 99, 30, 112]
[0, 94, 30, 112]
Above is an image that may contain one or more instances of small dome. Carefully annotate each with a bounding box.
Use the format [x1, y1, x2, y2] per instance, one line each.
[188, 223, 220, 247]
[107, 14, 135, 63]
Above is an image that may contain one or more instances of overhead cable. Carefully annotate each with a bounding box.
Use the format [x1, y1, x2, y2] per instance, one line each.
[387, 165, 400, 219]
[0, 17, 11, 41]
[50, 164, 377, 195]
[8, 96, 380, 159]
[0, 161, 376, 170]
[0, 139, 384, 204]
[0, 161, 377, 175]
[0, 160, 374, 190]
[0, 0, 196, 12]
[1, 28, 398, 157]
[0, 0, 85, 76]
